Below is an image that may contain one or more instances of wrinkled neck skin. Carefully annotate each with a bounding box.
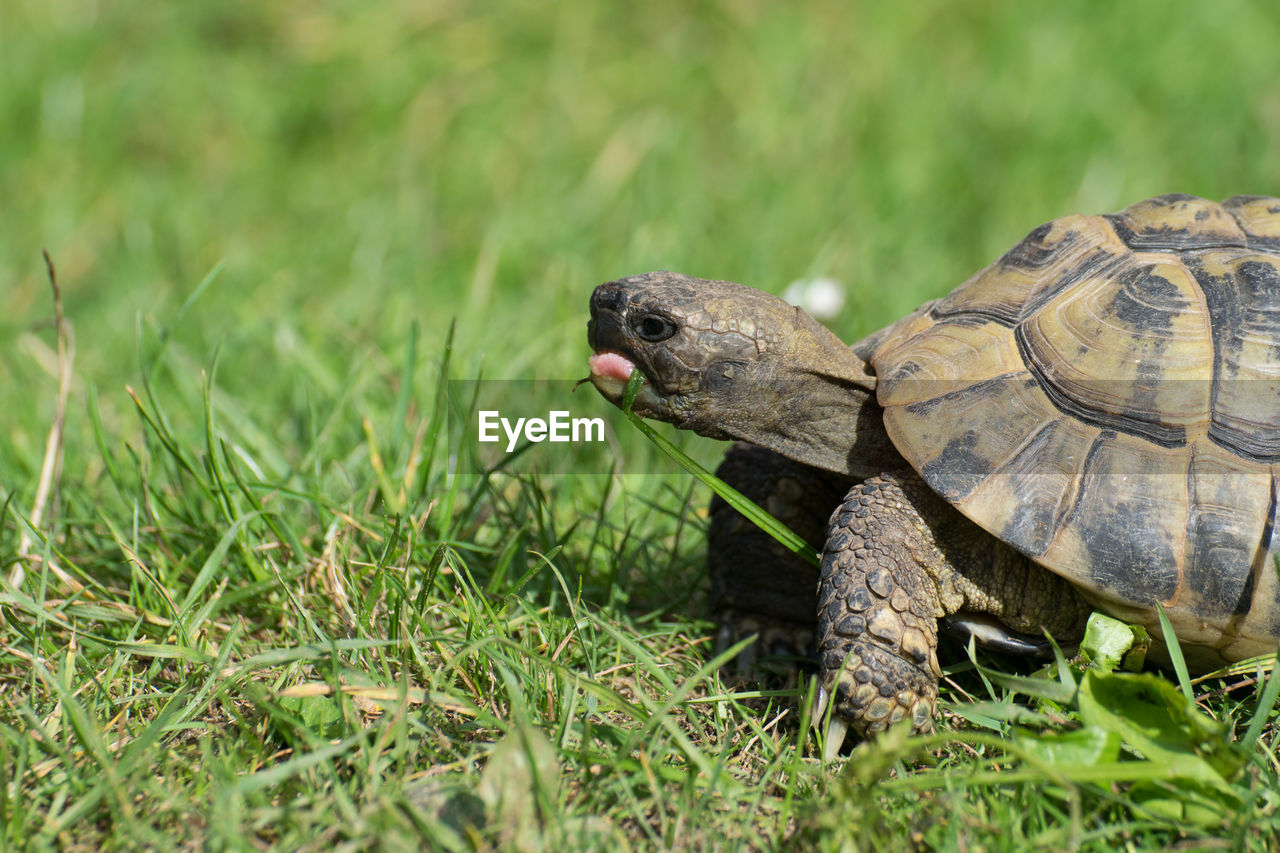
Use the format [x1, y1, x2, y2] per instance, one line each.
[676, 313, 903, 481]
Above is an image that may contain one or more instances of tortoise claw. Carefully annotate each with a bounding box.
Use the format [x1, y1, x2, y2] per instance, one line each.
[814, 683, 855, 760]
[814, 681, 855, 753]
[812, 684, 830, 728]
[823, 717, 850, 763]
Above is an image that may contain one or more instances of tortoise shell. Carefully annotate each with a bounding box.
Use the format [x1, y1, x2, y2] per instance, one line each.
[871, 194, 1280, 664]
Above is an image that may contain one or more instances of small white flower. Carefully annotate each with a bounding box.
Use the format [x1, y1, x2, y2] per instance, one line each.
[783, 277, 845, 321]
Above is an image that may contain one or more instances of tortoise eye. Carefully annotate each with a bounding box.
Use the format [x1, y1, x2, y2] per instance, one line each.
[632, 313, 677, 342]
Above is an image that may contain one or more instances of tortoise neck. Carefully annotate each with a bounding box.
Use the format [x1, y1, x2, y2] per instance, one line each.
[720, 320, 904, 479]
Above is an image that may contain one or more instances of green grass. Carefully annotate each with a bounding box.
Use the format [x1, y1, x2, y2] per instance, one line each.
[4, 1, 1280, 849]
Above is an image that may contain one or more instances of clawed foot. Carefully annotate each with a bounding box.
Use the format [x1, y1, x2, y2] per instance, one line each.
[715, 613, 937, 761]
[813, 640, 937, 760]
[714, 611, 815, 679]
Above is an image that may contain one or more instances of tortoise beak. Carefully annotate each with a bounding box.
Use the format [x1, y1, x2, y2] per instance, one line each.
[588, 282, 629, 353]
[587, 281, 669, 410]
[588, 283, 636, 403]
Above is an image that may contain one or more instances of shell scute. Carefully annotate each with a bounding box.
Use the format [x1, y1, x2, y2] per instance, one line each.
[1018, 253, 1214, 444]
[1104, 194, 1247, 250]
[875, 318, 1023, 407]
[1036, 430, 1185, 607]
[960, 416, 1098, 558]
[1223, 195, 1280, 251]
[1180, 441, 1274, 620]
[926, 214, 1128, 324]
[1185, 250, 1280, 460]
[881, 373, 1054, 503]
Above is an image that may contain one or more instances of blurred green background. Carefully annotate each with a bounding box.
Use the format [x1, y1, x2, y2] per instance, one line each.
[6, 0, 1280, 437]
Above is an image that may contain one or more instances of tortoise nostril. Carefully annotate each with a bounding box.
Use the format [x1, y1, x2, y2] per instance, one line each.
[591, 284, 627, 315]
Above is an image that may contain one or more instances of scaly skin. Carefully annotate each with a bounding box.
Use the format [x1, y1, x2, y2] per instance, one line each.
[818, 471, 1090, 736]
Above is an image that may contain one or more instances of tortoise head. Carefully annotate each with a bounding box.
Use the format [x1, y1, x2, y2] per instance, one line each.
[587, 271, 889, 477]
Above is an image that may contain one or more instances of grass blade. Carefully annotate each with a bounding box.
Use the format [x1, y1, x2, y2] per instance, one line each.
[1156, 603, 1194, 703]
[618, 371, 818, 567]
[1240, 649, 1280, 751]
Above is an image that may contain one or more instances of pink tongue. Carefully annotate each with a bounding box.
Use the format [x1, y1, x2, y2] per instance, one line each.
[588, 351, 636, 381]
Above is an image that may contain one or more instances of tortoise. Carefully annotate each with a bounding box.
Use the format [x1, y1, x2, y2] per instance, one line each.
[585, 193, 1280, 755]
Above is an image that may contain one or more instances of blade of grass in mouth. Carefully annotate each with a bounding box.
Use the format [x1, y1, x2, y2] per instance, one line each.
[620, 369, 819, 568]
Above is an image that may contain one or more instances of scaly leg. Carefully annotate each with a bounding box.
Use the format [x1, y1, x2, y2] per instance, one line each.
[816, 471, 1090, 755]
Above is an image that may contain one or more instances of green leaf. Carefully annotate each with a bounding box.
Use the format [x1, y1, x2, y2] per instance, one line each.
[972, 664, 1078, 707]
[1079, 611, 1149, 673]
[1129, 777, 1243, 826]
[278, 694, 345, 738]
[1017, 726, 1120, 766]
[1076, 670, 1244, 789]
[948, 701, 1058, 730]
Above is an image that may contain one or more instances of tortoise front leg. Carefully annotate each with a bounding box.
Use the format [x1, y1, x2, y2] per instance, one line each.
[816, 476, 944, 746]
[709, 443, 850, 672]
[816, 470, 1089, 755]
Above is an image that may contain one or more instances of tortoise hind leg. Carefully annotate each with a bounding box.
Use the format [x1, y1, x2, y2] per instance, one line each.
[817, 470, 1090, 753]
[709, 443, 850, 674]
